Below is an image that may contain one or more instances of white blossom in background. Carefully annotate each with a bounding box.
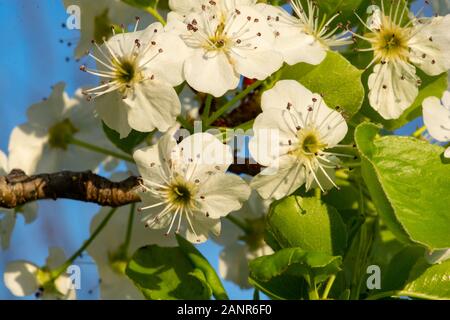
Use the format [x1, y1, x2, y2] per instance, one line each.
[82, 22, 187, 138]
[249, 80, 348, 200]
[8, 82, 119, 175]
[134, 132, 251, 243]
[63, 0, 156, 58]
[422, 91, 450, 158]
[180, 85, 201, 121]
[4, 247, 76, 300]
[87, 173, 175, 300]
[425, 248, 450, 264]
[432, 0, 450, 16]
[256, 0, 352, 65]
[214, 175, 273, 289]
[167, 0, 283, 97]
[354, 3, 450, 119]
[0, 151, 37, 250]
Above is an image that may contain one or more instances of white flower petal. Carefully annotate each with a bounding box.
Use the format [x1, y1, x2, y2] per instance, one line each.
[4, 261, 39, 297]
[198, 172, 251, 219]
[219, 243, 251, 289]
[95, 91, 133, 138]
[46, 247, 66, 271]
[125, 79, 180, 133]
[256, 3, 326, 65]
[423, 94, 450, 142]
[184, 50, 240, 97]
[409, 15, 450, 76]
[250, 155, 305, 200]
[8, 124, 47, 174]
[368, 61, 419, 119]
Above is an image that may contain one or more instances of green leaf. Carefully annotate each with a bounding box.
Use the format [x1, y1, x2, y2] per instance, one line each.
[280, 51, 364, 118]
[355, 123, 450, 249]
[249, 247, 342, 299]
[126, 245, 212, 300]
[102, 122, 149, 154]
[266, 196, 348, 256]
[360, 71, 448, 130]
[176, 235, 228, 300]
[122, 0, 169, 10]
[370, 246, 450, 300]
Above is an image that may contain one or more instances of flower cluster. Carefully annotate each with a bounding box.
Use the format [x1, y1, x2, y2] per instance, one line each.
[1, 0, 450, 300]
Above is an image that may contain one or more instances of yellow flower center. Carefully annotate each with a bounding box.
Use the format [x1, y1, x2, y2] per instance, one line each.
[292, 127, 327, 160]
[166, 177, 197, 210]
[48, 118, 79, 150]
[368, 17, 410, 61]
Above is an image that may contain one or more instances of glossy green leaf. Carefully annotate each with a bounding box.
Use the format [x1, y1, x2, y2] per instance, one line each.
[355, 123, 450, 249]
[102, 122, 149, 154]
[176, 235, 228, 300]
[122, 0, 169, 10]
[126, 245, 212, 300]
[266, 196, 348, 256]
[280, 51, 364, 118]
[370, 246, 450, 300]
[249, 247, 342, 299]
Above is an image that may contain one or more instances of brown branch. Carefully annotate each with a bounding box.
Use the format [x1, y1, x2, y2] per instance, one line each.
[0, 163, 262, 209]
[0, 169, 141, 209]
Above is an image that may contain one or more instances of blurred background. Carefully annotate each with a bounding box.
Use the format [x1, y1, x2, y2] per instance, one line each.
[0, 0, 441, 299]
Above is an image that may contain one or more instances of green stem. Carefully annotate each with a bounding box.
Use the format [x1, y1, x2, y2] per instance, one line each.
[322, 275, 336, 300]
[202, 95, 213, 124]
[308, 281, 320, 300]
[253, 289, 260, 300]
[226, 215, 251, 234]
[412, 125, 426, 138]
[52, 208, 118, 279]
[177, 116, 194, 133]
[144, 6, 166, 25]
[123, 203, 136, 255]
[206, 80, 262, 126]
[70, 137, 134, 163]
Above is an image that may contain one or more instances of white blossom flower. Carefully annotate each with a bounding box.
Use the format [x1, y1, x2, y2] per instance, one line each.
[249, 80, 348, 200]
[354, 3, 450, 119]
[82, 22, 187, 137]
[180, 85, 201, 121]
[133, 132, 251, 243]
[0, 151, 38, 250]
[214, 175, 273, 289]
[63, 0, 156, 58]
[4, 247, 76, 300]
[425, 248, 450, 264]
[423, 90, 450, 158]
[87, 174, 175, 300]
[167, 0, 283, 97]
[8, 82, 119, 175]
[256, 0, 352, 65]
[432, 0, 449, 16]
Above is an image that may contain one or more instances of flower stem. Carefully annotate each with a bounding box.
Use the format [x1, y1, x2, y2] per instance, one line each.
[253, 289, 260, 300]
[206, 80, 262, 126]
[69, 137, 134, 163]
[226, 215, 251, 234]
[322, 275, 336, 300]
[412, 125, 426, 138]
[51, 208, 118, 279]
[308, 281, 320, 300]
[202, 94, 213, 124]
[123, 203, 136, 255]
[177, 116, 194, 133]
[144, 6, 166, 25]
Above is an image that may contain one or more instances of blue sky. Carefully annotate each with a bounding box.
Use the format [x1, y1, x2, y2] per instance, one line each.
[0, 0, 436, 299]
